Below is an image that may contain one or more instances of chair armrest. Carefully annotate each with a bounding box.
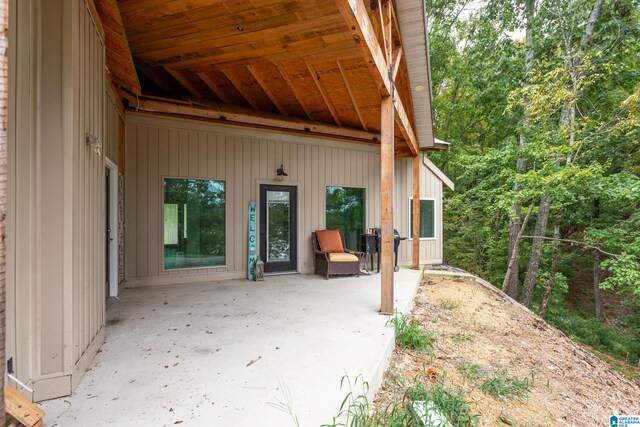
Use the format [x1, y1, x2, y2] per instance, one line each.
[314, 248, 330, 261]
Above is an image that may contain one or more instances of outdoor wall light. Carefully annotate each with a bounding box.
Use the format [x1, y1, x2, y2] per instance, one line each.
[276, 164, 288, 177]
[86, 132, 102, 155]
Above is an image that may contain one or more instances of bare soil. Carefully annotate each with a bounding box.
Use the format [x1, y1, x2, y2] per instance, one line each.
[373, 274, 640, 426]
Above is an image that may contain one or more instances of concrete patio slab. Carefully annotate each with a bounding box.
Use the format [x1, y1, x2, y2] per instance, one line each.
[40, 269, 422, 427]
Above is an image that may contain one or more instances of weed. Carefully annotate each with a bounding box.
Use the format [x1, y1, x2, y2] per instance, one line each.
[387, 311, 437, 354]
[438, 299, 460, 310]
[324, 374, 480, 427]
[383, 361, 406, 390]
[404, 377, 480, 426]
[268, 382, 301, 427]
[321, 374, 371, 427]
[478, 369, 534, 401]
[450, 332, 474, 343]
[457, 362, 534, 401]
[456, 362, 486, 383]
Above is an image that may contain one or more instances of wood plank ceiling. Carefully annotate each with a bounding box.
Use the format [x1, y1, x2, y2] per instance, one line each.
[115, 0, 417, 155]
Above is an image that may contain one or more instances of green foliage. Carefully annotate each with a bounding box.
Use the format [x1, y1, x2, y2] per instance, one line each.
[163, 178, 226, 269]
[544, 304, 640, 365]
[457, 362, 534, 401]
[428, 0, 640, 368]
[326, 187, 366, 251]
[387, 311, 437, 354]
[323, 374, 480, 427]
[477, 369, 534, 401]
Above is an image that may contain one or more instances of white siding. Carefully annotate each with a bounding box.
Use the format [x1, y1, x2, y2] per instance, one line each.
[125, 114, 444, 287]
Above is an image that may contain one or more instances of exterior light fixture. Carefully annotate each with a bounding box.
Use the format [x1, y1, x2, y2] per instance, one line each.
[86, 133, 102, 155]
[414, 84, 425, 92]
[276, 164, 288, 177]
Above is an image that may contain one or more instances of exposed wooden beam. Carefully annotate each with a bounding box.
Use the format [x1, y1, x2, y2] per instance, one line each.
[306, 62, 342, 126]
[134, 58, 183, 94]
[380, 95, 395, 314]
[392, 46, 403, 80]
[165, 68, 204, 98]
[197, 72, 233, 104]
[412, 155, 420, 268]
[336, 0, 391, 96]
[93, 0, 141, 95]
[219, 67, 261, 110]
[336, 0, 418, 156]
[378, 0, 390, 63]
[394, 95, 417, 156]
[384, 0, 394, 64]
[275, 62, 317, 121]
[122, 94, 381, 144]
[337, 60, 368, 131]
[247, 64, 289, 116]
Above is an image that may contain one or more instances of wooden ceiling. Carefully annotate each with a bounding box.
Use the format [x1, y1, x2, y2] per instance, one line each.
[111, 0, 417, 154]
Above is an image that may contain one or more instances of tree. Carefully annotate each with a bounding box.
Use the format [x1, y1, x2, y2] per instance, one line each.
[428, 0, 640, 363]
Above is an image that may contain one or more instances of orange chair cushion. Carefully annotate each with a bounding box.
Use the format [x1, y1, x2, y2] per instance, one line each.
[316, 230, 345, 253]
[328, 253, 359, 262]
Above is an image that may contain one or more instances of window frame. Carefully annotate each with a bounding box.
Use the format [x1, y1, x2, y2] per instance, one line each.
[161, 176, 227, 272]
[324, 185, 367, 251]
[408, 197, 437, 241]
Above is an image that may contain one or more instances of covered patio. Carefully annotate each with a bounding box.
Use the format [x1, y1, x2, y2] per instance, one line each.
[41, 270, 422, 426]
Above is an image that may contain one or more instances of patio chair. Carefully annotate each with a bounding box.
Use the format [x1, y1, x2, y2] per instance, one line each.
[312, 230, 364, 279]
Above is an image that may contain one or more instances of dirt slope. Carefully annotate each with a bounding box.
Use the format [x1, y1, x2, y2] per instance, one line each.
[373, 274, 640, 426]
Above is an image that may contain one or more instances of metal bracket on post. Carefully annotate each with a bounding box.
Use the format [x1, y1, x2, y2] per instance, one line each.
[388, 67, 396, 104]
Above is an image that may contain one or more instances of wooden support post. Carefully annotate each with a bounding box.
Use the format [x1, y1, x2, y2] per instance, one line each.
[412, 154, 420, 268]
[380, 95, 394, 314]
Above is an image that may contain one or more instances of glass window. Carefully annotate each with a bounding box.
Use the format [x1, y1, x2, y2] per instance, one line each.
[163, 178, 226, 269]
[410, 199, 435, 239]
[267, 190, 291, 261]
[326, 186, 365, 251]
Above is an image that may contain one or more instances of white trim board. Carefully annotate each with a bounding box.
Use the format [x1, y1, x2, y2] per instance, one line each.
[105, 159, 119, 298]
[408, 197, 437, 241]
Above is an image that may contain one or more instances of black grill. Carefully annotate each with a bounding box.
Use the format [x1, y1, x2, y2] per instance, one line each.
[360, 228, 407, 272]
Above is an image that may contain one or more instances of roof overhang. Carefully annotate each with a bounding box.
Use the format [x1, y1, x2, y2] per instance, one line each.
[94, 0, 443, 156]
[395, 0, 436, 150]
[423, 154, 454, 190]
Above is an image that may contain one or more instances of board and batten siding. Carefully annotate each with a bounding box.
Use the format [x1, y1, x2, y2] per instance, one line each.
[71, 0, 106, 386]
[395, 156, 443, 264]
[125, 114, 443, 287]
[7, 0, 106, 401]
[104, 85, 121, 165]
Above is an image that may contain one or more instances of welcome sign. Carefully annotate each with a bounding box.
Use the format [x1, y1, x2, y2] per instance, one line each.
[248, 200, 257, 280]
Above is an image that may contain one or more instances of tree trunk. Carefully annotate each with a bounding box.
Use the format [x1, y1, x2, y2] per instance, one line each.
[502, 205, 533, 294]
[504, 206, 521, 298]
[505, 0, 535, 299]
[593, 250, 602, 319]
[521, 195, 551, 307]
[539, 223, 560, 318]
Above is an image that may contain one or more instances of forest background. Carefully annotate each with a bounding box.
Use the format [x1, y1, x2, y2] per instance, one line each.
[427, 0, 640, 371]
